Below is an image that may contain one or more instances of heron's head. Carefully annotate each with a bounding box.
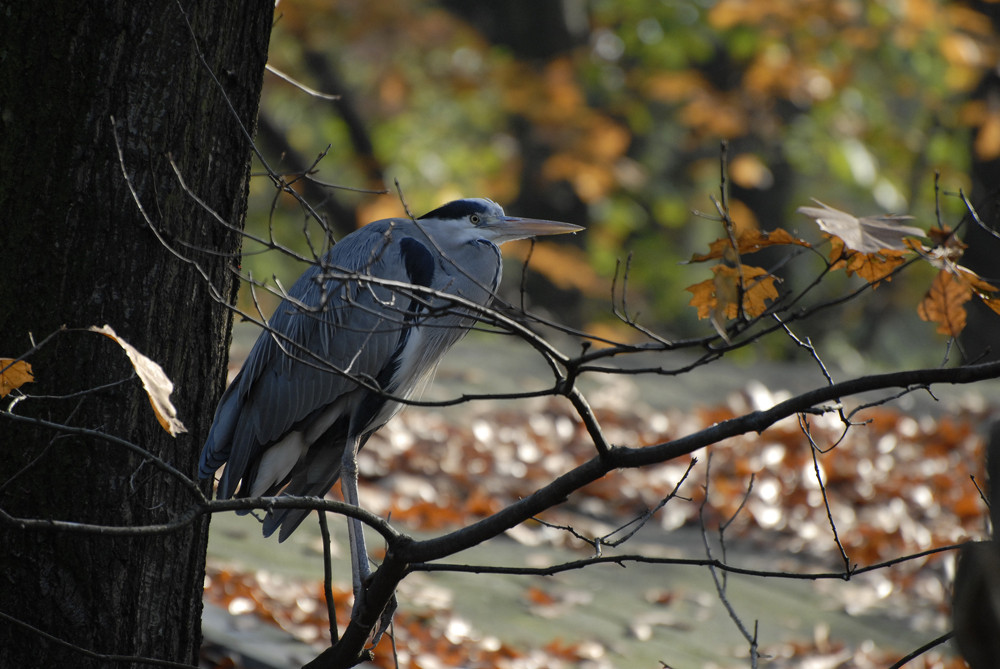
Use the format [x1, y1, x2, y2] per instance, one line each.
[417, 198, 582, 245]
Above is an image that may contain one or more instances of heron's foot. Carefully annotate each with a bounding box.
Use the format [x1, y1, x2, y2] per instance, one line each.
[347, 516, 371, 597]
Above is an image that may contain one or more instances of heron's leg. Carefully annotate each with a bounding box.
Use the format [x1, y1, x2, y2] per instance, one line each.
[342, 430, 396, 644]
[340, 432, 370, 601]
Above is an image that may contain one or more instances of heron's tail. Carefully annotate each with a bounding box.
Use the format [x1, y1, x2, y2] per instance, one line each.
[261, 443, 346, 542]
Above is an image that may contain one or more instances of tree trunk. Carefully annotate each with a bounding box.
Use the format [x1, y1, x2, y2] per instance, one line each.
[0, 2, 271, 666]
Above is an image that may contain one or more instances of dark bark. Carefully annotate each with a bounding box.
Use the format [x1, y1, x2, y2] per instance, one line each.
[959, 2, 1000, 361]
[0, 2, 271, 666]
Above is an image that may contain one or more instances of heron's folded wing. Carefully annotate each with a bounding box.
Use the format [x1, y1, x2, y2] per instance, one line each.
[201, 221, 416, 497]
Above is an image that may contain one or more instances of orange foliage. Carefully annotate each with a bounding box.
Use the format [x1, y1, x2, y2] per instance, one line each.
[686, 217, 809, 329]
[679, 91, 749, 139]
[643, 70, 710, 103]
[689, 227, 810, 263]
[504, 240, 605, 296]
[827, 237, 909, 287]
[0, 358, 33, 398]
[918, 271, 971, 336]
[974, 109, 1000, 161]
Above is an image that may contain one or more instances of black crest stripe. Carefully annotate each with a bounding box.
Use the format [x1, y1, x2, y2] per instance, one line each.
[418, 199, 490, 221]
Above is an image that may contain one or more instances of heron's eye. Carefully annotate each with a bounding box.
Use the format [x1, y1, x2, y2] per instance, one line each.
[470, 214, 481, 225]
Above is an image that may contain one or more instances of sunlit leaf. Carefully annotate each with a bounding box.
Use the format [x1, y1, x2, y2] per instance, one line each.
[690, 228, 811, 263]
[710, 265, 742, 338]
[798, 200, 924, 254]
[953, 265, 1000, 317]
[917, 271, 971, 336]
[0, 358, 33, 398]
[825, 235, 907, 287]
[843, 248, 908, 286]
[687, 264, 778, 322]
[687, 277, 717, 320]
[955, 265, 999, 296]
[89, 325, 187, 436]
[739, 266, 780, 317]
[981, 297, 1000, 316]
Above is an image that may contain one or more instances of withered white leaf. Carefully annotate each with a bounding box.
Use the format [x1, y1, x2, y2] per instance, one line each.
[89, 325, 187, 436]
[798, 200, 925, 254]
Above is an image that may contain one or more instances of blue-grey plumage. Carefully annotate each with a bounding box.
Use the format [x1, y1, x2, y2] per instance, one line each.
[200, 198, 582, 541]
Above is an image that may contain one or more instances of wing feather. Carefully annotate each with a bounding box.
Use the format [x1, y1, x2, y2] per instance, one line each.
[202, 220, 413, 497]
[200, 217, 506, 540]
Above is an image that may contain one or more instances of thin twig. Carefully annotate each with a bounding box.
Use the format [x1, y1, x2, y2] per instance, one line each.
[699, 454, 761, 668]
[886, 630, 954, 669]
[265, 63, 341, 100]
[0, 609, 196, 668]
[800, 414, 852, 574]
[317, 510, 340, 644]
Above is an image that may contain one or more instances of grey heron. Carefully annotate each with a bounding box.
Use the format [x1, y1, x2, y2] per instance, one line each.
[199, 197, 581, 594]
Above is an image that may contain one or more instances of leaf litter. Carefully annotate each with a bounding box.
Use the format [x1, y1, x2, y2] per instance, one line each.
[204, 374, 990, 668]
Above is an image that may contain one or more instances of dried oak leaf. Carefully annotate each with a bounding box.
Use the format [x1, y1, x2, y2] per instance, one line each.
[982, 296, 1000, 316]
[927, 224, 965, 251]
[954, 265, 1000, 316]
[956, 265, 999, 298]
[689, 227, 810, 263]
[917, 271, 971, 336]
[89, 325, 187, 436]
[687, 264, 778, 321]
[798, 200, 924, 254]
[0, 358, 33, 398]
[826, 236, 907, 287]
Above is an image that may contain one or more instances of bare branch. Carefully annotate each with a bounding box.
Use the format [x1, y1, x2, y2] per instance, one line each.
[265, 63, 341, 100]
[800, 414, 852, 573]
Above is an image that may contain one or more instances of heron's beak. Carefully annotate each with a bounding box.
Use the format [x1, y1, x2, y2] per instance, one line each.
[489, 216, 584, 244]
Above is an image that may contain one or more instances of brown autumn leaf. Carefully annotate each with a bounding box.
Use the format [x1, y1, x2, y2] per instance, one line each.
[982, 297, 1000, 316]
[798, 200, 924, 254]
[843, 248, 908, 286]
[0, 358, 33, 398]
[738, 265, 780, 318]
[687, 264, 778, 321]
[913, 224, 970, 271]
[687, 275, 719, 320]
[927, 224, 964, 250]
[89, 325, 187, 436]
[825, 236, 907, 287]
[917, 271, 971, 336]
[953, 265, 1000, 317]
[689, 227, 810, 263]
[955, 265, 999, 297]
[525, 586, 558, 607]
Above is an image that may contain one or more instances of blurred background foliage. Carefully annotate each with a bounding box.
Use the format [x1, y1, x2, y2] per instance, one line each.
[240, 0, 1000, 368]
